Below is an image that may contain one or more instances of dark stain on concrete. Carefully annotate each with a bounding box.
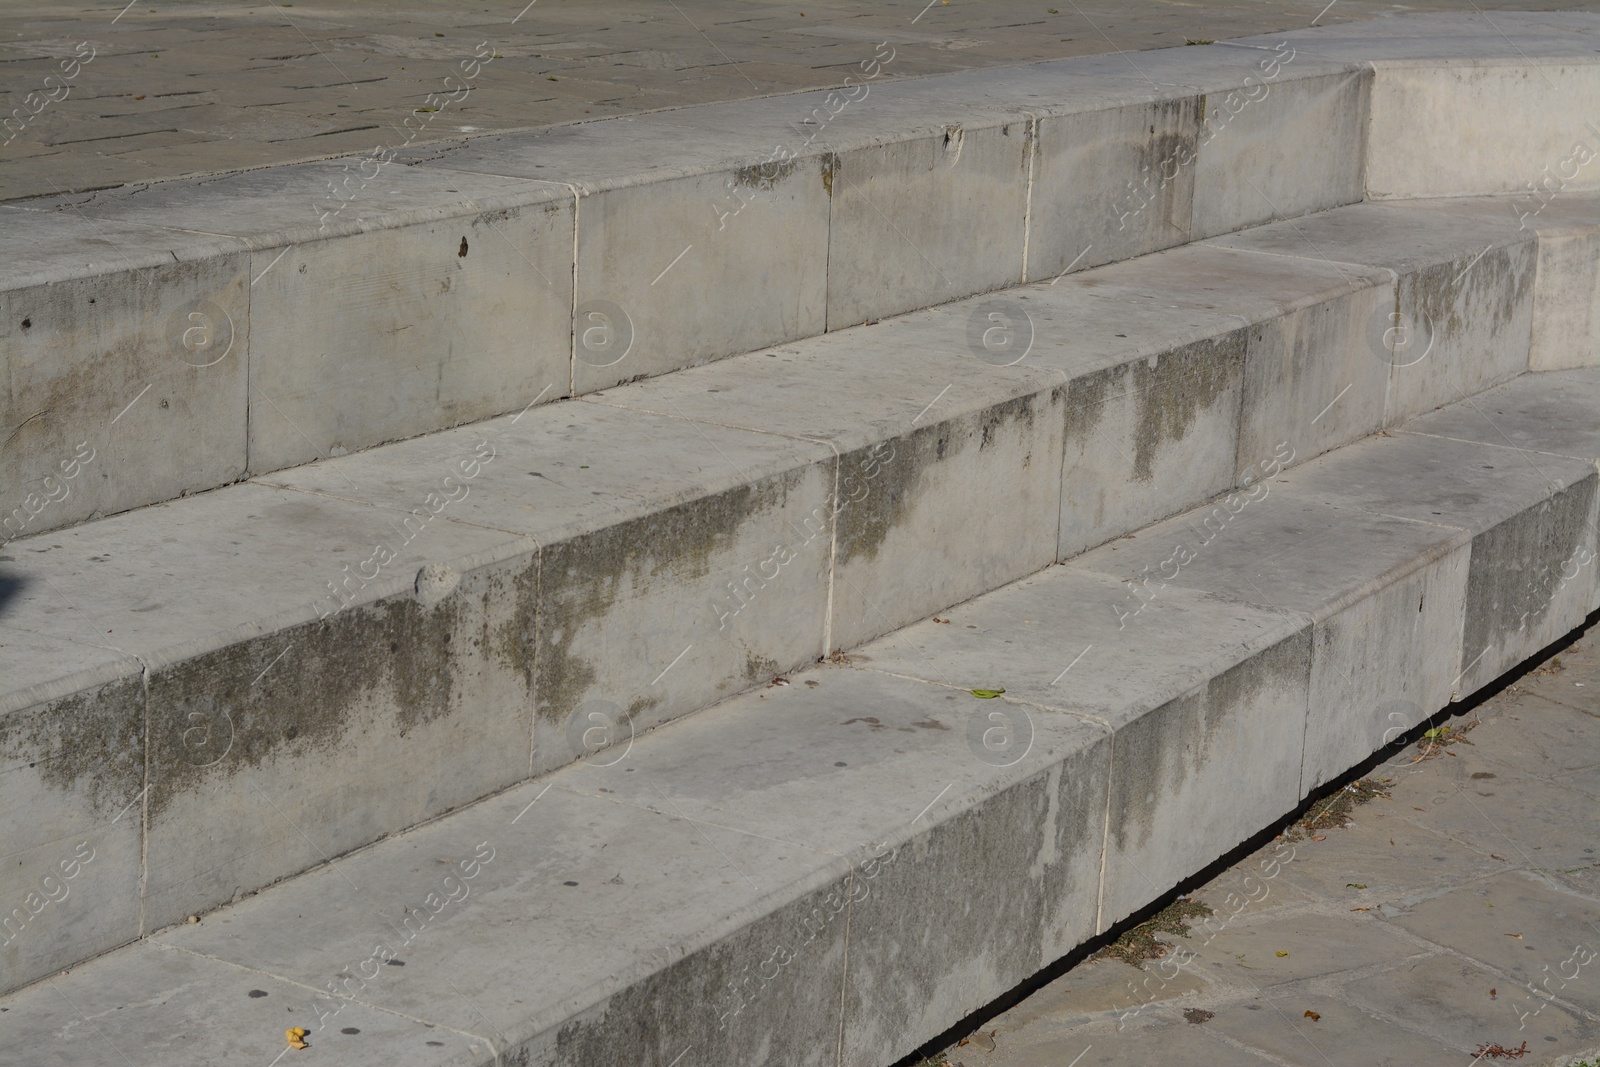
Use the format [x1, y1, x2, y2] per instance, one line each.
[835, 391, 1046, 568]
[735, 158, 797, 191]
[1, 671, 145, 820]
[145, 583, 490, 820]
[1405, 241, 1534, 359]
[820, 151, 840, 198]
[1065, 330, 1245, 484]
[1108, 625, 1310, 858]
[1462, 471, 1595, 673]
[535, 470, 807, 728]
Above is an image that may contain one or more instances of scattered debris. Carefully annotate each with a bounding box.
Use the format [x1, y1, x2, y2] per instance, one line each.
[1096, 897, 1213, 966]
[1287, 779, 1388, 840]
[1410, 719, 1480, 763]
[1528, 655, 1565, 677]
[1303, 1010, 1320, 1021]
[1346, 883, 1368, 890]
[957, 1031, 996, 1052]
[1183, 1008, 1214, 1024]
[769, 676, 790, 687]
[933, 617, 951, 624]
[1473, 1040, 1529, 1059]
[1185, 37, 1216, 44]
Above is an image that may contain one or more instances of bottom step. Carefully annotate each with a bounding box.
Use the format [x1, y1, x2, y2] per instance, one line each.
[9, 369, 1600, 1066]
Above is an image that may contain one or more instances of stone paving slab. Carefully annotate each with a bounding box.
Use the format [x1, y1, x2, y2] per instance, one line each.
[931, 625, 1600, 1067]
[8, 1, 1600, 202]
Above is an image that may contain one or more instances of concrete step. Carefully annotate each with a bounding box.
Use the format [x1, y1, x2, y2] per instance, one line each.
[1, 189, 1594, 995]
[4, 365, 1596, 1066]
[4, 15, 1599, 537]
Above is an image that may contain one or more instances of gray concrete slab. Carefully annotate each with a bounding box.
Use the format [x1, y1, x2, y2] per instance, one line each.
[0, 480, 537, 940]
[1004, 240, 1391, 557]
[1214, 200, 1541, 427]
[848, 565, 1312, 931]
[0, 940, 465, 1066]
[0, 209, 251, 534]
[582, 313, 1069, 650]
[552, 667, 1111, 1067]
[0, 668, 144, 994]
[154, 779, 853, 1067]
[1269, 429, 1600, 697]
[1387, 196, 1600, 374]
[9, 164, 576, 474]
[263, 399, 840, 776]
[1072, 486, 1471, 793]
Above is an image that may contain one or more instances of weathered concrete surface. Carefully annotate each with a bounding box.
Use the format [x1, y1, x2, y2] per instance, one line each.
[7, 942, 470, 1065]
[12, 163, 574, 475]
[1073, 487, 1470, 795]
[0, 667, 144, 994]
[582, 314, 1070, 651]
[942, 626, 1600, 1067]
[851, 567, 1312, 940]
[2, 371, 1596, 1063]
[1020, 241, 1390, 557]
[1277, 420, 1600, 700]
[2, 225, 1591, 988]
[262, 399, 840, 777]
[1399, 194, 1600, 374]
[6, 29, 1600, 540]
[0, 209, 250, 537]
[10, 1, 1600, 203]
[1215, 200, 1541, 427]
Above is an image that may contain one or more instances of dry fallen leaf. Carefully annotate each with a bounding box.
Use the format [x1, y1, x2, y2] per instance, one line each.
[1346, 883, 1368, 889]
[1303, 1010, 1320, 1021]
[1311, 835, 1326, 842]
[1351, 906, 1372, 912]
[287, 1027, 309, 1050]
[1276, 950, 1289, 958]
[1504, 932, 1523, 939]
[1490, 988, 1498, 998]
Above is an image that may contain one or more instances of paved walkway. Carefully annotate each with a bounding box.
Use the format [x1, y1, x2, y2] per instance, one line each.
[924, 621, 1600, 1067]
[7, 0, 1600, 201]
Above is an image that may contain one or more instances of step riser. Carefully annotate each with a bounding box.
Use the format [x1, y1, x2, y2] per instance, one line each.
[7, 54, 1594, 540]
[0, 196, 1585, 996]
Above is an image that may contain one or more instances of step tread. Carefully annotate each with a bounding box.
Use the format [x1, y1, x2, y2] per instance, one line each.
[8, 366, 1597, 1065]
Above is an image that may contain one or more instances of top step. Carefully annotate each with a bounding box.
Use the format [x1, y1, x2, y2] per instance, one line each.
[5, 13, 1600, 538]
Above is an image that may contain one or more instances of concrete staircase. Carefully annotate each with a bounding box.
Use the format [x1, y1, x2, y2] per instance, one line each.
[3, 11, 1600, 1066]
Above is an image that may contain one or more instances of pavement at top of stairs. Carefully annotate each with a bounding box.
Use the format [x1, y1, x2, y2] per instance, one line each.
[920, 622, 1600, 1067]
[5, 0, 1600, 202]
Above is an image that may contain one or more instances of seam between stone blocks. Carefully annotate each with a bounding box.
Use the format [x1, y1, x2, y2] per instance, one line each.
[836, 869, 853, 1067]
[137, 653, 151, 940]
[559, 181, 582, 401]
[1095, 731, 1114, 936]
[1019, 114, 1037, 285]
